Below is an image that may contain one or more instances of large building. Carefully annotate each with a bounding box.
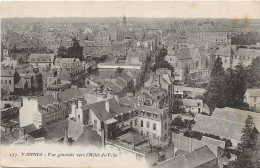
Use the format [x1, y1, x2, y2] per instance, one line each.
[19, 95, 69, 129]
[114, 15, 135, 41]
[1, 69, 16, 93]
[187, 27, 231, 48]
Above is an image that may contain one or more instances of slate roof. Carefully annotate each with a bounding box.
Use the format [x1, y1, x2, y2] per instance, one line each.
[21, 124, 38, 134]
[1, 129, 20, 145]
[212, 107, 260, 131]
[38, 95, 59, 106]
[193, 114, 244, 142]
[201, 136, 225, 149]
[81, 98, 130, 122]
[176, 99, 203, 107]
[235, 48, 260, 60]
[57, 88, 84, 102]
[246, 89, 260, 97]
[215, 45, 236, 57]
[29, 53, 55, 63]
[1, 69, 15, 77]
[15, 77, 27, 89]
[74, 125, 102, 146]
[152, 155, 190, 168]
[185, 145, 217, 168]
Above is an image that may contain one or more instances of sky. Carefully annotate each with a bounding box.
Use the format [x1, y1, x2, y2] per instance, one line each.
[1, 1, 260, 19]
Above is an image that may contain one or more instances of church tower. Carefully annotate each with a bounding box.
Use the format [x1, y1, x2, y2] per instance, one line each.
[123, 15, 126, 26]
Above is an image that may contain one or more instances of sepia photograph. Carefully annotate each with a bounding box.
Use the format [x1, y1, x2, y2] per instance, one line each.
[0, 1, 260, 167]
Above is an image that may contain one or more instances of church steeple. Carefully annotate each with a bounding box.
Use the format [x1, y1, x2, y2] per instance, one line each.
[123, 15, 126, 26]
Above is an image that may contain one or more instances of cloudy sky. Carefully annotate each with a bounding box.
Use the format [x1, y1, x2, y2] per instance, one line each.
[2, 1, 260, 19]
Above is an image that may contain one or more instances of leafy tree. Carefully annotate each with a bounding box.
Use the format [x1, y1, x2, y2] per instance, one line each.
[229, 115, 260, 168]
[231, 32, 260, 45]
[204, 77, 225, 112]
[67, 38, 84, 61]
[4, 103, 12, 109]
[57, 46, 68, 58]
[151, 46, 174, 76]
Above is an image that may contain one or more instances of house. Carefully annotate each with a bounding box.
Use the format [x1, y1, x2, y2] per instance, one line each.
[72, 97, 131, 137]
[28, 53, 55, 69]
[4, 119, 102, 147]
[19, 95, 69, 129]
[233, 48, 260, 68]
[215, 45, 237, 69]
[175, 99, 209, 114]
[152, 145, 218, 168]
[244, 89, 260, 111]
[174, 85, 205, 99]
[57, 62, 85, 86]
[1, 69, 16, 93]
[134, 105, 171, 141]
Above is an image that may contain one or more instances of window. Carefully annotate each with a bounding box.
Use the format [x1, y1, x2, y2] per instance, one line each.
[254, 97, 257, 102]
[94, 120, 97, 129]
[130, 121, 133, 127]
[1, 80, 3, 85]
[153, 123, 156, 130]
[141, 120, 143, 127]
[147, 121, 150, 129]
[5, 80, 7, 85]
[165, 123, 167, 130]
[135, 119, 138, 126]
[9, 80, 11, 84]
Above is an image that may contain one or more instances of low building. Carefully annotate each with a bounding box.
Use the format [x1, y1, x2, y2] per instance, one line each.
[233, 48, 260, 68]
[28, 53, 55, 69]
[175, 99, 209, 114]
[244, 89, 260, 111]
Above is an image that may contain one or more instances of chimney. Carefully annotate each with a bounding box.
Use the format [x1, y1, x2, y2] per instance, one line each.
[101, 129, 105, 149]
[78, 100, 82, 108]
[19, 128, 25, 138]
[54, 91, 59, 99]
[113, 94, 119, 103]
[105, 100, 110, 113]
[70, 102, 76, 118]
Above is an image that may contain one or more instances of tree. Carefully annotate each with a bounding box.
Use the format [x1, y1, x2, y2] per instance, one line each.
[67, 38, 84, 61]
[184, 66, 190, 85]
[229, 115, 260, 168]
[204, 56, 226, 111]
[4, 103, 12, 109]
[247, 57, 260, 88]
[57, 46, 68, 58]
[211, 56, 225, 78]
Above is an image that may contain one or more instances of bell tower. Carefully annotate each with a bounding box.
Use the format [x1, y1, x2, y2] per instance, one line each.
[123, 15, 126, 26]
